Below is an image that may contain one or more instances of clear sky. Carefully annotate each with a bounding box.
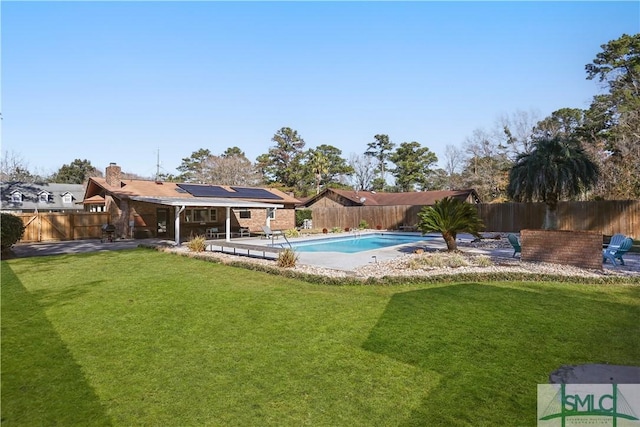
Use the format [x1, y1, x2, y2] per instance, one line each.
[2, 1, 638, 178]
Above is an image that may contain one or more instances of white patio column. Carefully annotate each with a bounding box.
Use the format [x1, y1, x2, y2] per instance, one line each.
[175, 206, 185, 245]
[225, 206, 231, 242]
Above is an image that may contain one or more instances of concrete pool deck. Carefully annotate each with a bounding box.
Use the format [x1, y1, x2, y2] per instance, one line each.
[10, 231, 639, 275]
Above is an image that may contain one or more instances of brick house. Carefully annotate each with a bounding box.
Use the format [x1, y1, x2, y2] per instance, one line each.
[84, 163, 299, 244]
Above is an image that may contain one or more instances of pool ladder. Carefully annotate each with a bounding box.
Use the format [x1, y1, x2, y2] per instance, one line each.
[274, 234, 293, 249]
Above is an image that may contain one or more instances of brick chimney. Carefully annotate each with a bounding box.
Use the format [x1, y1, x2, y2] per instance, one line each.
[105, 163, 122, 187]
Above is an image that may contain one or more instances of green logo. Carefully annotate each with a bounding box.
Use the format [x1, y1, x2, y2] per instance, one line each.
[538, 384, 639, 426]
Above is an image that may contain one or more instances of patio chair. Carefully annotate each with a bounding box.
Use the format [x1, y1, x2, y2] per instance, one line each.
[507, 233, 521, 258]
[604, 233, 626, 250]
[261, 225, 283, 240]
[603, 236, 633, 266]
[205, 227, 219, 239]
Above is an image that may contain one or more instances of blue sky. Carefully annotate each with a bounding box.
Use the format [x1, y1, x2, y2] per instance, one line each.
[2, 1, 638, 178]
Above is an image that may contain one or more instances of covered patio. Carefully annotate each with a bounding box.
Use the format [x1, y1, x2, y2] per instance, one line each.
[130, 196, 284, 245]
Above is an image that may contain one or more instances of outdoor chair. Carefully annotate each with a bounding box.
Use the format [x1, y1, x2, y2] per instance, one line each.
[604, 233, 626, 250]
[261, 225, 283, 240]
[603, 236, 633, 266]
[507, 233, 521, 258]
[205, 227, 219, 239]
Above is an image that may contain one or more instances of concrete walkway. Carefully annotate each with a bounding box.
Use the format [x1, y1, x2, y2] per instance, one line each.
[10, 238, 171, 258]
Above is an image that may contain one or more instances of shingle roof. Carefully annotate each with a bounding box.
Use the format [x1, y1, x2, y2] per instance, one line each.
[86, 178, 300, 205]
[1, 182, 85, 212]
[301, 188, 481, 207]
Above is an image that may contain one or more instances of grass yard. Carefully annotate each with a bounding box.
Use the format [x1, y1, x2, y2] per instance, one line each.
[2, 249, 639, 426]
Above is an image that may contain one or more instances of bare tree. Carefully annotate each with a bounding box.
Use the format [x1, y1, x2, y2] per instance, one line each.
[204, 154, 261, 186]
[461, 128, 511, 201]
[497, 108, 541, 158]
[442, 144, 465, 190]
[0, 151, 39, 182]
[348, 153, 377, 191]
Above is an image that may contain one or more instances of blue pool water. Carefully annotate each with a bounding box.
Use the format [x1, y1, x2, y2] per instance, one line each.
[275, 233, 432, 254]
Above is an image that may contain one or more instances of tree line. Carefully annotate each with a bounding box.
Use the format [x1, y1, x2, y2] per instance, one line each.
[2, 34, 638, 201]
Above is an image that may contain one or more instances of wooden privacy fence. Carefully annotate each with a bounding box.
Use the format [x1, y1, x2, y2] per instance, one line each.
[15, 212, 111, 242]
[307, 200, 640, 238]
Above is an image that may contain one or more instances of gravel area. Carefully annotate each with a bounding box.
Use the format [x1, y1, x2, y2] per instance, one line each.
[161, 237, 640, 281]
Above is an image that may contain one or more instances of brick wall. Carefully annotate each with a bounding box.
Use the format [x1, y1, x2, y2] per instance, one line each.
[521, 229, 602, 270]
[234, 206, 295, 232]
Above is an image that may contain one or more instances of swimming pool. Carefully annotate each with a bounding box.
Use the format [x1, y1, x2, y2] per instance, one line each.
[274, 233, 432, 254]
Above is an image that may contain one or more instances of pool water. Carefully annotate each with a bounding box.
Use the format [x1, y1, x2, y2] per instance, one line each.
[276, 233, 432, 254]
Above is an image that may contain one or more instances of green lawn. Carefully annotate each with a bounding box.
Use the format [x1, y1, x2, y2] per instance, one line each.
[2, 249, 639, 426]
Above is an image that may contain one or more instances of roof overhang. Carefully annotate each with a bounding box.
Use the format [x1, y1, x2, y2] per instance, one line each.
[130, 196, 284, 209]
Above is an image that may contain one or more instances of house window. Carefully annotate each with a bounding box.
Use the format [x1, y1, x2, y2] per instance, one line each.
[193, 209, 209, 222]
[62, 194, 73, 204]
[185, 208, 217, 223]
[267, 207, 276, 220]
[11, 192, 22, 203]
[89, 205, 105, 212]
[239, 209, 251, 219]
[39, 193, 50, 203]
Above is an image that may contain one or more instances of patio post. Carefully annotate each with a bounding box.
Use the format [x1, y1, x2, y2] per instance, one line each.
[225, 207, 231, 242]
[175, 205, 185, 245]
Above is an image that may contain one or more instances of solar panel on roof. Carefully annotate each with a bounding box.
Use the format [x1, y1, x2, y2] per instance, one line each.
[177, 184, 283, 200]
[177, 184, 232, 197]
[230, 187, 283, 200]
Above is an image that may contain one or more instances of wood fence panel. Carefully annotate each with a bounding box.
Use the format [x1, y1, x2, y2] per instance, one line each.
[307, 200, 640, 238]
[15, 212, 110, 242]
[73, 213, 110, 239]
[41, 214, 73, 240]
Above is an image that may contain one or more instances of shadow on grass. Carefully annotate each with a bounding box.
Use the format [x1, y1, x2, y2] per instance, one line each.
[362, 283, 640, 426]
[1, 264, 112, 426]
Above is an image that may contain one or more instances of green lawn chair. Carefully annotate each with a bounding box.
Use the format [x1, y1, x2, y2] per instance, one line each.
[507, 233, 521, 258]
[603, 236, 633, 266]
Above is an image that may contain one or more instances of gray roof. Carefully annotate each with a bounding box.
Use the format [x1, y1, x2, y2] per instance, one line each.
[1, 182, 86, 212]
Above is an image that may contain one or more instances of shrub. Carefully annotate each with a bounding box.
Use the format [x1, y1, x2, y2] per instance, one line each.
[284, 228, 300, 238]
[358, 219, 369, 229]
[408, 252, 494, 269]
[322, 228, 328, 234]
[418, 197, 484, 251]
[474, 255, 493, 267]
[186, 235, 207, 252]
[295, 209, 313, 227]
[331, 227, 342, 233]
[408, 252, 470, 269]
[1, 213, 25, 251]
[376, 224, 382, 230]
[277, 248, 299, 268]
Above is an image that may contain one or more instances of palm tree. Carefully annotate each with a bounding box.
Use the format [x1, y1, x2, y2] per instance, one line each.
[507, 136, 599, 230]
[417, 197, 484, 251]
[309, 151, 329, 195]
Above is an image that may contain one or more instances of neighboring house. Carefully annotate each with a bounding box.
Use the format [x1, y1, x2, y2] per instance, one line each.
[298, 188, 481, 230]
[83, 163, 300, 244]
[300, 188, 481, 208]
[1, 182, 85, 213]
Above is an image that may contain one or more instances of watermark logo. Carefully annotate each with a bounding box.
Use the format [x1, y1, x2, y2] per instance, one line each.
[538, 384, 640, 426]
